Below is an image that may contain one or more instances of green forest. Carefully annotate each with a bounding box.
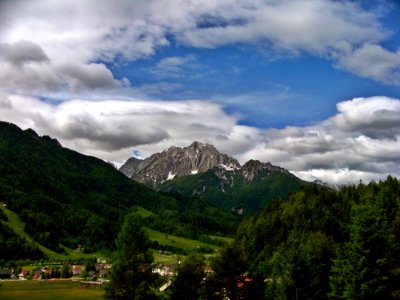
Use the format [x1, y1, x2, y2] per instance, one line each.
[104, 177, 400, 299]
[204, 176, 400, 299]
[0, 121, 239, 259]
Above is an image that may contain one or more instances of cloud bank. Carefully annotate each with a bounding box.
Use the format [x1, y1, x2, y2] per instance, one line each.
[1, 0, 399, 91]
[1, 93, 399, 184]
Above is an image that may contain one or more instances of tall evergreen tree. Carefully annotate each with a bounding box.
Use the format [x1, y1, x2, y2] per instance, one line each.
[329, 203, 399, 299]
[170, 254, 205, 300]
[105, 213, 157, 300]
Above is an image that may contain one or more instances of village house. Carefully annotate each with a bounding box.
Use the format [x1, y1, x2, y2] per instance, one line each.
[152, 264, 174, 276]
[18, 269, 28, 280]
[71, 265, 83, 276]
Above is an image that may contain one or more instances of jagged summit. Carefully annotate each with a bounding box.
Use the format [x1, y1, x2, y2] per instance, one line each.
[242, 159, 288, 181]
[119, 141, 306, 213]
[119, 141, 241, 184]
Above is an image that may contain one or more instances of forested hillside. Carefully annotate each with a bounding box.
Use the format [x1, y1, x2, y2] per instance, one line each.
[0, 122, 239, 255]
[210, 177, 400, 299]
[0, 209, 44, 261]
[159, 164, 307, 214]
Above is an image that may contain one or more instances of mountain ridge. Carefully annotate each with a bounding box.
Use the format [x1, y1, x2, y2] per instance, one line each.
[120, 141, 291, 184]
[120, 142, 308, 214]
[120, 141, 241, 184]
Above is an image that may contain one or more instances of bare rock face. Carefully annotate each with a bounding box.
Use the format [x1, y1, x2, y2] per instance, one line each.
[119, 141, 241, 184]
[241, 159, 289, 182]
[119, 157, 147, 177]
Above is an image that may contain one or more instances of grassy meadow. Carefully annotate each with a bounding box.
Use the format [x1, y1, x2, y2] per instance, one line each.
[145, 228, 217, 251]
[0, 280, 105, 300]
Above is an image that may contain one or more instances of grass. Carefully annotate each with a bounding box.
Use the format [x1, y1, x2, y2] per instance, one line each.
[145, 228, 217, 251]
[0, 280, 104, 300]
[133, 206, 154, 218]
[0, 205, 103, 261]
[152, 251, 183, 265]
[208, 235, 234, 244]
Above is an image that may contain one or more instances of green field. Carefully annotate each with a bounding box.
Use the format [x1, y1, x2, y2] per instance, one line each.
[133, 206, 154, 218]
[145, 228, 217, 251]
[0, 280, 104, 300]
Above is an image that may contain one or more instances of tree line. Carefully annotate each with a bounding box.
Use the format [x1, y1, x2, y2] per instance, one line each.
[107, 177, 400, 299]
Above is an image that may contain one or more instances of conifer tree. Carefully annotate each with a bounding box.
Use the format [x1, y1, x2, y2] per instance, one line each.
[105, 213, 156, 300]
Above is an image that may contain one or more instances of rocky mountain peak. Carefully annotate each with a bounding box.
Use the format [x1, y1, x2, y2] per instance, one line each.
[242, 159, 288, 181]
[119, 142, 240, 184]
[119, 156, 145, 177]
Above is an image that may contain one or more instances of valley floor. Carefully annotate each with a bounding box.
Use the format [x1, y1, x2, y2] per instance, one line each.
[0, 280, 105, 300]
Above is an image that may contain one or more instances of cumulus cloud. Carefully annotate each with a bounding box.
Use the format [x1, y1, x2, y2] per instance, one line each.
[238, 96, 400, 184]
[0, 92, 259, 163]
[336, 44, 400, 85]
[0, 40, 128, 93]
[0, 40, 49, 65]
[56, 63, 123, 92]
[1, 0, 397, 85]
[1, 92, 399, 184]
[332, 96, 400, 137]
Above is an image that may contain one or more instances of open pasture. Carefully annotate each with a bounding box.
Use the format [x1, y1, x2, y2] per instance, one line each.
[0, 280, 105, 300]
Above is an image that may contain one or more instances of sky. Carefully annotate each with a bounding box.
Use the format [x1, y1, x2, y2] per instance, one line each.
[0, 0, 400, 184]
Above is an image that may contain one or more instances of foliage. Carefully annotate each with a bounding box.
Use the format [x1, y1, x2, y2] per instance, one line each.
[105, 213, 158, 299]
[170, 254, 205, 300]
[158, 166, 307, 214]
[0, 221, 44, 261]
[212, 177, 400, 299]
[0, 121, 239, 259]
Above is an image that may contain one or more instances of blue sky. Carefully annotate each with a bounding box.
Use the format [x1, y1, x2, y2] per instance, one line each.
[0, 0, 400, 184]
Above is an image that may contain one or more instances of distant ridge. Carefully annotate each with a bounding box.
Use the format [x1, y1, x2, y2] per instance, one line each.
[120, 141, 241, 184]
[120, 142, 308, 213]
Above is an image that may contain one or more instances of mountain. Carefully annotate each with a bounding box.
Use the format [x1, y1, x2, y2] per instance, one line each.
[120, 141, 240, 184]
[120, 142, 308, 214]
[0, 122, 239, 255]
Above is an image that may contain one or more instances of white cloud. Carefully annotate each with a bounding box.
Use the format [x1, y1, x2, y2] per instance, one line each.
[336, 44, 400, 85]
[237, 96, 400, 184]
[150, 55, 214, 79]
[332, 96, 400, 138]
[0, 40, 128, 93]
[55, 63, 123, 92]
[1, 92, 399, 185]
[0, 40, 49, 65]
[0, 92, 258, 163]
[1, 0, 397, 86]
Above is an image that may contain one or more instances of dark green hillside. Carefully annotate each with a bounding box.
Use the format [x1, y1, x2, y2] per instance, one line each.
[0, 122, 178, 252]
[0, 122, 239, 255]
[209, 177, 400, 299]
[0, 220, 44, 261]
[158, 165, 307, 214]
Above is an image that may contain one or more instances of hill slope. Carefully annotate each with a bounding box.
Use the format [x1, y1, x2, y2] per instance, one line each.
[0, 122, 239, 255]
[211, 177, 400, 299]
[159, 159, 307, 213]
[0, 121, 180, 252]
